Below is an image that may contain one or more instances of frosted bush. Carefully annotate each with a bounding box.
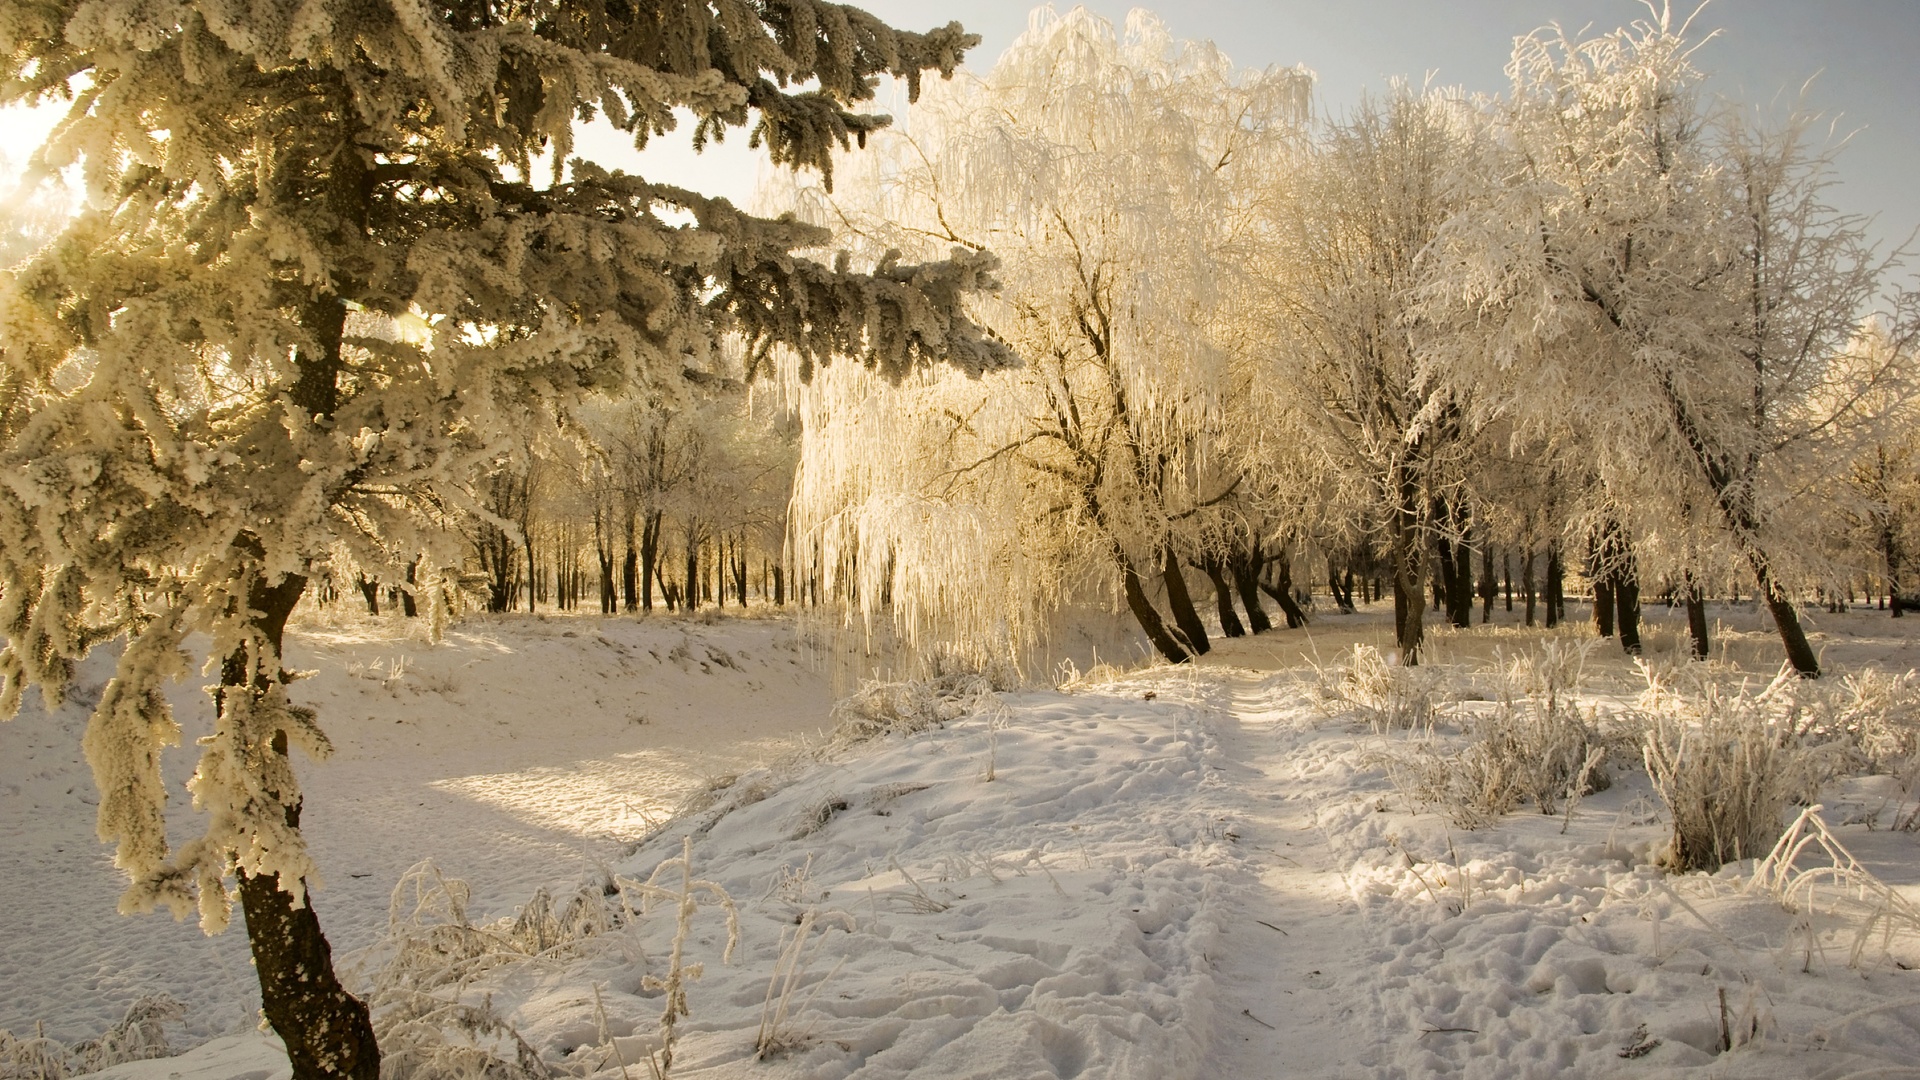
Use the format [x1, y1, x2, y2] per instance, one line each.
[826, 673, 1003, 751]
[1643, 684, 1838, 873]
[0, 995, 184, 1080]
[1383, 644, 1613, 828]
[1313, 645, 1445, 732]
[361, 864, 617, 1080]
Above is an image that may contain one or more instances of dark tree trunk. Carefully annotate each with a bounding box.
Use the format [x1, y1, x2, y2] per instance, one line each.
[1123, 559, 1190, 663]
[1593, 521, 1641, 654]
[1391, 478, 1427, 663]
[1229, 546, 1272, 634]
[1686, 581, 1711, 660]
[1199, 557, 1245, 638]
[356, 573, 379, 616]
[223, 555, 379, 1080]
[640, 511, 661, 612]
[401, 560, 417, 618]
[1616, 573, 1642, 655]
[1162, 546, 1211, 655]
[1545, 545, 1565, 629]
[1328, 555, 1356, 614]
[1450, 537, 1472, 628]
[1258, 551, 1309, 628]
[1745, 548, 1819, 677]
[1886, 523, 1907, 618]
[593, 508, 616, 614]
[1503, 550, 1513, 612]
[622, 509, 639, 612]
[1479, 543, 1496, 623]
[1593, 576, 1616, 639]
[684, 534, 700, 611]
[1521, 546, 1536, 627]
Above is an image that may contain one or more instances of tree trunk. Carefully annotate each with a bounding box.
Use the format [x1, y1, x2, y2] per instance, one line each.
[356, 573, 379, 616]
[1390, 480, 1426, 663]
[1545, 545, 1564, 629]
[1686, 580, 1711, 660]
[640, 511, 661, 612]
[1593, 576, 1616, 639]
[1200, 558, 1244, 638]
[1595, 521, 1641, 655]
[1450, 536, 1472, 628]
[1229, 546, 1273, 634]
[1503, 550, 1513, 612]
[622, 509, 638, 613]
[401, 560, 418, 618]
[1161, 546, 1211, 656]
[223, 561, 379, 1080]
[1615, 571, 1642, 655]
[1886, 522, 1907, 619]
[1745, 547, 1819, 677]
[1258, 555, 1309, 629]
[1123, 559, 1190, 663]
[684, 533, 700, 611]
[1329, 555, 1356, 614]
[1479, 543, 1496, 624]
[1521, 546, 1536, 627]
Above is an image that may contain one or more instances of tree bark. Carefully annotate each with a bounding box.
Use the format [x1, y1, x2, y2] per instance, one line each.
[640, 511, 661, 612]
[1479, 542, 1496, 624]
[356, 573, 379, 616]
[1521, 546, 1536, 627]
[400, 560, 417, 618]
[1161, 546, 1211, 656]
[1228, 546, 1273, 634]
[1199, 557, 1244, 638]
[1686, 580, 1711, 660]
[224, 555, 379, 1080]
[1122, 560, 1190, 663]
[1258, 555, 1309, 629]
[1391, 479, 1427, 663]
[1746, 547, 1819, 676]
[1544, 545, 1564, 629]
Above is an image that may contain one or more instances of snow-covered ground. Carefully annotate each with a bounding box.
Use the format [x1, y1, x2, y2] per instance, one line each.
[8, 600, 1920, 1079]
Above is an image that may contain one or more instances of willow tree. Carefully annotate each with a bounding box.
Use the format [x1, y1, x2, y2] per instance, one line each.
[1436, 11, 1914, 676]
[0, 2, 1006, 1076]
[783, 8, 1308, 665]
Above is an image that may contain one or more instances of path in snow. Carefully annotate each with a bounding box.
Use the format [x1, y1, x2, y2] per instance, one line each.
[1195, 671, 1359, 1079]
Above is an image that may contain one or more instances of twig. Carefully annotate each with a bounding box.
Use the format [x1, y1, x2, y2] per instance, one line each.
[1256, 920, 1289, 935]
[1242, 1009, 1276, 1030]
[1419, 1026, 1480, 1037]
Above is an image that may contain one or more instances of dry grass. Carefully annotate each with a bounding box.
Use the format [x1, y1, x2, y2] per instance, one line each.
[1641, 675, 1840, 873]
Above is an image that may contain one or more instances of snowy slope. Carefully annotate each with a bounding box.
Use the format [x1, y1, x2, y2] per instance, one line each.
[10, 604, 1920, 1079]
[0, 611, 834, 1044]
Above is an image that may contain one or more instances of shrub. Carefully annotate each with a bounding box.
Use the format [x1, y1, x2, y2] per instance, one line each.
[1643, 681, 1836, 873]
[1312, 644, 1445, 732]
[1384, 644, 1612, 828]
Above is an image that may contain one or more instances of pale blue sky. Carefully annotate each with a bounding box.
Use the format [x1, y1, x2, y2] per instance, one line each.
[4, 3, 1913, 257]
[848, 1, 1920, 257]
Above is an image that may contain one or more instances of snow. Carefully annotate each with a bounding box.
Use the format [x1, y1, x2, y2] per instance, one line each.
[7, 602, 1920, 1078]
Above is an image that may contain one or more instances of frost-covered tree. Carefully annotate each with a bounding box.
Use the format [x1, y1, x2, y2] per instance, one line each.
[782, 8, 1308, 666]
[1258, 82, 1479, 662]
[0, 3, 1007, 1076]
[1436, 11, 1914, 676]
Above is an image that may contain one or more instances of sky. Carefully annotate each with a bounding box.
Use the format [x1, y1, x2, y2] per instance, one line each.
[3, 2, 1915, 254]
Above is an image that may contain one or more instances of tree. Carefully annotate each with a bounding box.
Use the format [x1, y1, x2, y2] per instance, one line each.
[0, 3, 1008, 1077]
[1260, 82, 1479, 663]
[1436, 11, 1915, 676]
[784, 8, 1308, 666]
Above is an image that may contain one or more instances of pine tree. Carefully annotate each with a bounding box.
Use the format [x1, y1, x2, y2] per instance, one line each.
[0, 3, 1006, 1077]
